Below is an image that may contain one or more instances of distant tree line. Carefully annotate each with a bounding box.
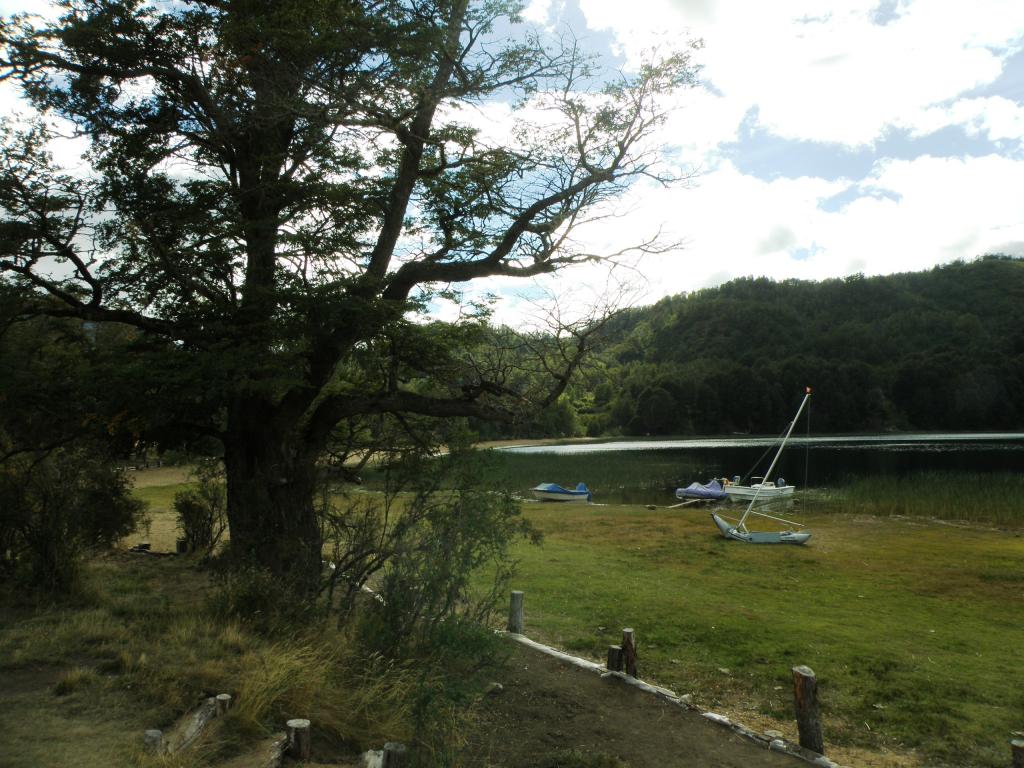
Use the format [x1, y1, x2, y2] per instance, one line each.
[482, 255, 1024, 438]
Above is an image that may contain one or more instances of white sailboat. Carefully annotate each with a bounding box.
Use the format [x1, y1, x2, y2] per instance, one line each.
[711, 388, 812, 545]
[722, 478, 794, 501]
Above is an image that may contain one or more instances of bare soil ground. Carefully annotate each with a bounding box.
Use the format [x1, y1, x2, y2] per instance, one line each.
[461, 643, 806, 768]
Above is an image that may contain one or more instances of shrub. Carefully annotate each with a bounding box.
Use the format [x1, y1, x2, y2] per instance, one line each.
[351, 449, 540, 656]
[173, 460, 227, 555]
[207, 564, 321, 634]
[0, 447, 146, 593]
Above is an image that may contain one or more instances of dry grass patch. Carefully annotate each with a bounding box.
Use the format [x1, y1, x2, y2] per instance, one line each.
[232, 638, 417, 749]
[0, 555, 440, 767]
[52, 666, 100, 696]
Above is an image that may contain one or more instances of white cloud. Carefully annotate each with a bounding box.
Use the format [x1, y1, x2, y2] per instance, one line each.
[853, 153, 1024, 259]
[904, 96, 1024, 142]
[0, 80, 29, 123]
[0, 83, 91, 178]
[521, 0, 561, 26]
[657, 85, 748, 160]
[577, 0, 1024, 147]
[0, 0, 60, 18]
[478, 150, 1024, 332]
[597, 153, 1024, 306]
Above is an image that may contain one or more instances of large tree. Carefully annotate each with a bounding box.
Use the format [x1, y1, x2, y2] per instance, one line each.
[0, 0, 696, 589]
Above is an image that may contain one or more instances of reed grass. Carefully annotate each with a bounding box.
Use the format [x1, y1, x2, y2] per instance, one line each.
[821, 471, 1024, 525]
[493, 449, 702, 494]
[479, 453, 1024, 526]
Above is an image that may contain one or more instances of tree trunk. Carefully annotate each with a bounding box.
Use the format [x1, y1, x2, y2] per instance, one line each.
[223, 396, 322, 595]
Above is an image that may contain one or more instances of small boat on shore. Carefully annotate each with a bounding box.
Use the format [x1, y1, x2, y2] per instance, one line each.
[531, 482, 593, 503]
[710, 513, 811, 544]
[713, 388, 813, 545]
[723, 477, 794, 501]
[675, 478, 729, 501]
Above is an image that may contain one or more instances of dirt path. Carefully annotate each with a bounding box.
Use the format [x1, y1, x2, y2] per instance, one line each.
[462, 643, 809, 768]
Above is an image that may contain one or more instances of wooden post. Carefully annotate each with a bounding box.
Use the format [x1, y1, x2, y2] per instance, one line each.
[144, 729, 163, 754]
[216, 693, 232, 716]
[606, 645, 623, 672]
[382, 741, 408, 768]
[507, 590, 524, 634]
[621, 628, 638, 677]
[286, 718, 311, 760]
[792, 665, 824, 754]
[1011, 739, 1024, 768]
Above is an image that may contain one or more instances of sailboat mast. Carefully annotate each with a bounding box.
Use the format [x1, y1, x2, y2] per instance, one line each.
[736, 388, 813, 531]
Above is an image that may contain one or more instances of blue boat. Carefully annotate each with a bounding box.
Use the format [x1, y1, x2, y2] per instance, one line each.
[675, 478, 728, 501]
[531, 482, 593, 503]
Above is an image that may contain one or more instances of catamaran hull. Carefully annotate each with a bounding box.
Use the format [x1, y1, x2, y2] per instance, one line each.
[711, 513, 811, 545]
[724, 485, 795, 501]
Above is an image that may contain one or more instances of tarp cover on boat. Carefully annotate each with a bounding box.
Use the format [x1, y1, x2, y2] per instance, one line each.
[676, 479, 728, 500]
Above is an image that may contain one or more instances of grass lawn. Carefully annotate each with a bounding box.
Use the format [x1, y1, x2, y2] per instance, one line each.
[129, 467, 195, 550]
[505, 503, 1024, 767]
[123, 465, 1024, 766]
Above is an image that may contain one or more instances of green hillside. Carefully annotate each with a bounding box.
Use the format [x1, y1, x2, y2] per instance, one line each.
[578, 255, 1024, 436]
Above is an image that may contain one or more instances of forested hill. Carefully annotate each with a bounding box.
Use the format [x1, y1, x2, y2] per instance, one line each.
[581, 255, 1024, 436]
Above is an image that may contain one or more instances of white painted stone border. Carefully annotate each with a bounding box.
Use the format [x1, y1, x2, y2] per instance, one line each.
[500, 631, 845, 768]
[257, 733, 288, 768]
[147, 693, 231, 755]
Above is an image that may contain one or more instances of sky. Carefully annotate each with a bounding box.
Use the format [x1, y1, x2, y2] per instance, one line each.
[484, 0, 1024, 325]
[3, 0, 1024, 328]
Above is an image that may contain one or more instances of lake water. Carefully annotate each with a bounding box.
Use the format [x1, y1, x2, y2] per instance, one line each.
[497, 433, 1024, 504]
